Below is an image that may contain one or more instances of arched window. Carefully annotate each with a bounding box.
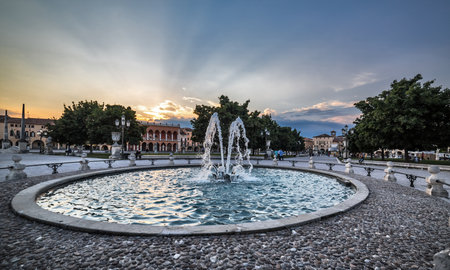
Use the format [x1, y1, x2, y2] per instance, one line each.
[10, 130, 14, 136]
[30, 131, 35, 137]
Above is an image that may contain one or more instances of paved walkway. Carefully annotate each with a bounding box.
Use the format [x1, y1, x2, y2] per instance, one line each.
[1, 167, 449, 269]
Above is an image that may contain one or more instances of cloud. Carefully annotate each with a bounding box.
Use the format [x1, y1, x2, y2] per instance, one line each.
[276, 100, 359, 125]
[262, 108, 277, 116]
[182, 96, 202, 103]
[207, 100, 220, 107]
[290, 101, 354, 113]
[322, 114, 360, 124]
[333, 72, 378, 92]
[134, 100, 195, 121]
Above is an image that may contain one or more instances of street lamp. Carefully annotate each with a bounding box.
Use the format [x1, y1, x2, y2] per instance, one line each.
[115, 114, 130, 158]
[341, 125, 349, 159]
[261, 128, 271, 158]
[37, 129, 47, 153]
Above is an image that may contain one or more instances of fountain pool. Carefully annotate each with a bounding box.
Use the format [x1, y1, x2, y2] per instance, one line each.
[11, 113, 368, 235]
[37, 167, 355, 226]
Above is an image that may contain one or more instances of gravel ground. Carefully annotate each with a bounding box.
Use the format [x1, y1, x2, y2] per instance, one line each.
[1, 169, 449, 269]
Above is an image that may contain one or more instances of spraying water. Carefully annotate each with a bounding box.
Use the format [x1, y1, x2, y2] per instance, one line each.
[200, 113, 252, 181]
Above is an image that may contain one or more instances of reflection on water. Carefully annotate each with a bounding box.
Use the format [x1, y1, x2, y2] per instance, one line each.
[37, 168, 354, 226]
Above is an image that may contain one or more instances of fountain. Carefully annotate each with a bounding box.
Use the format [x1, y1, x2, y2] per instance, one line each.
[201, 113, 252, 181]
[11, 112, 366, 235]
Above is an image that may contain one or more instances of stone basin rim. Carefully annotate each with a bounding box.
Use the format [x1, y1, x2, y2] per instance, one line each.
[11, 164, 369, 236]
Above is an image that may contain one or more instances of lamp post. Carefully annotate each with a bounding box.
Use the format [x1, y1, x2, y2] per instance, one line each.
[341, 125, 349, 159]
[37, 129, 47, 154]
[115, 114, 130, 158]
[261, 128, 271, 158]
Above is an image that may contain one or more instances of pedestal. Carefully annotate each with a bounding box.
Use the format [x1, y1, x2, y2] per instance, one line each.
[426, 166, 449, 198]
[5, 155, 27, 181]
[110, 144, 121, 159]
[18, 141, 28, 153]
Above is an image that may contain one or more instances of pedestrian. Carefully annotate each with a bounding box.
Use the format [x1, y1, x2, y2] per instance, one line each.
[279, 149, 284, 161]
[274, 150, 278, 160]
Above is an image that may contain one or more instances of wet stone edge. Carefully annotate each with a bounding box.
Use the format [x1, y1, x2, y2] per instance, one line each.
[10, 164, 369, 236]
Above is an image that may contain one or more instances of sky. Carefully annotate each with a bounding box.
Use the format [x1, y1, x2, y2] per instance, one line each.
[1, 0, 449, 138]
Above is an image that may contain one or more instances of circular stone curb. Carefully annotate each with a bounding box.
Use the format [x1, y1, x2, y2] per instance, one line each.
[11, 164, 369, 236]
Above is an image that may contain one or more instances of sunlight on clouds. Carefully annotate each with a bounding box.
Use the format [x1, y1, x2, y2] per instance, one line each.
[322, 114, 361, 124]
[290, 101, 355, 113]
[334, 72, 377, 92]
[134, 100, 195, 121]
[207, 100, 220, 107]
[262, 108, 277, 116]
[182, 96, 202, 103]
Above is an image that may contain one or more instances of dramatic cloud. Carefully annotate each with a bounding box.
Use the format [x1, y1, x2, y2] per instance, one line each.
[1, 1, 449, 137]
[278, 101, 358, 123]
[135, 100, 195, 121]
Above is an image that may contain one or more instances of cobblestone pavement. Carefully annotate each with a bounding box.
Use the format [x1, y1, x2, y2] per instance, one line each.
[1, 169, 449, 269]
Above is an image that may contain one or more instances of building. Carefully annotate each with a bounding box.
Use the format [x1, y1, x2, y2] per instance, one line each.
[304, 138, 314, 153]
[0, 115, 54, 150]
[137, 122, 181, 152]
[312, 130, 345, 156]
[180, 128, 202, 152]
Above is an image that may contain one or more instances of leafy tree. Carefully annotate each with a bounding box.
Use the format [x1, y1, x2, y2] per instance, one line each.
[48, 101, 144, 151]
[87, 104, 145, 148]
[191, 95, 253, 151]
[48, 101, 103, 147]
[191, 95, 305, 154]
[353, 74, 450, 160]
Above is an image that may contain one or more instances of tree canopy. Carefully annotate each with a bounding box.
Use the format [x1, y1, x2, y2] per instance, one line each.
[352, 74, 450, 159]
[47, 101, 145, 150]
[191, 95, 304, 154]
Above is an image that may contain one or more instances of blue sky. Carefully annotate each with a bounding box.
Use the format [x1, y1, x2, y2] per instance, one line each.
[1, 0, 449, 137]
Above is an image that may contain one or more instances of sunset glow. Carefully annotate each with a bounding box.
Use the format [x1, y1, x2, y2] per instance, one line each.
[1, 1, 449, 137]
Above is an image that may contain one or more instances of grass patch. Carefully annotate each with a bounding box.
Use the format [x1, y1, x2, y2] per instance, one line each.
[86, 153, 111, 159]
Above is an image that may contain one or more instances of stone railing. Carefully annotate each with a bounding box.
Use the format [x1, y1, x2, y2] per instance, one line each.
[1, 155, 448, 199]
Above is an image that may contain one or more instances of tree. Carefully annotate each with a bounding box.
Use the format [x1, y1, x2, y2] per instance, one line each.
[87, 104, 145, 148]
[191, 95, 254, 151]
[48, 101, 103, 148]
[191, 95, 305, 154]
[353, 74, 450, 160]
[48, 101, 145, 151]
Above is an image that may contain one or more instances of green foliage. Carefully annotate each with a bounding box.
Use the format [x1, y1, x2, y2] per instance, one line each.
[48, 101, 145, 148]
[190, 95, 304, 153]
[352, 74, 450, 159]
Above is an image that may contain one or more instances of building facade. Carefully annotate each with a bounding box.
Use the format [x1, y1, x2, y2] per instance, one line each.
[180, 128, 202, 152]
[304, 138, 314, 153]
[0, 115, 54, 150]
[137, 122, 181, 152]
[312, 131, 345, 156]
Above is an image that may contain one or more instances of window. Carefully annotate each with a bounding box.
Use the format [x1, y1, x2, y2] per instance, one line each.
[10, 130, 14, 136]
[30, 131, 35, 137]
